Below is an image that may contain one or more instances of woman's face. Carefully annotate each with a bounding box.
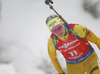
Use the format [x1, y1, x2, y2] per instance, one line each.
[51, 24, 65, 37]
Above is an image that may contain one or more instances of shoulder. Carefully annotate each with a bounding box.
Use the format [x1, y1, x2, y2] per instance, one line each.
[73, 24, 87, 31]
[48, 33, 54, 44]
[68, 23, 77, 29]
[73, 24, 88, 38]
[48, 37, 53, 45]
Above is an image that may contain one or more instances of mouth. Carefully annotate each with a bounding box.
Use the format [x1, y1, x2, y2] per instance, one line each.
[58, 32, 63, 36]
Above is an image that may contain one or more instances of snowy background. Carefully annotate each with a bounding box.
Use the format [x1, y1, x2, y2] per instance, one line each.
[0, 0, 100, 74]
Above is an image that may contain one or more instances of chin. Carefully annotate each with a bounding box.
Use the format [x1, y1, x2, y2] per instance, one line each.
[58, 34, 64, 37]
[60, 35, 64, 37]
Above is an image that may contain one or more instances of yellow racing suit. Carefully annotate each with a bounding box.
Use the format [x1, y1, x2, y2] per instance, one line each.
[47, 24, 100, 74]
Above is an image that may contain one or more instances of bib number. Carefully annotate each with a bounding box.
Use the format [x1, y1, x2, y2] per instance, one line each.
[69, 50, 78, 56]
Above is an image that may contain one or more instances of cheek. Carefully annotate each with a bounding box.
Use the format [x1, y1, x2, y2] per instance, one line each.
[61, 26, 65, 32]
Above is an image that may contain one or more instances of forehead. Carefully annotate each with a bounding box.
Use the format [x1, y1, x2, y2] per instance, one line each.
[47, 17, 64, 30]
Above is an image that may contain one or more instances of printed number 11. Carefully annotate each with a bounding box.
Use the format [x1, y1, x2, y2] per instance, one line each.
[69, 50, 78, 56]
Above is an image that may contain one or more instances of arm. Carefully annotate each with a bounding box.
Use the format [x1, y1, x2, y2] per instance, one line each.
[86, 30, 100, 49]
[73, 24, 100, 50]
[48, 37, 64, 73]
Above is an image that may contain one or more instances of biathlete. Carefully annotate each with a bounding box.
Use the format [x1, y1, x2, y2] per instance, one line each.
[46, 15, 100, 74]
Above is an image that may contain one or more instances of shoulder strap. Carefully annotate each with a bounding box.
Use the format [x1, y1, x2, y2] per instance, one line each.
[53, 23, 83, 50]
[53, 34, 57, 50]
[65, 23, 83, 40]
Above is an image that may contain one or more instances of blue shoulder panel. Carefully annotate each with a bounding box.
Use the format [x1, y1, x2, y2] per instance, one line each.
[53, 34, 57, 50]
